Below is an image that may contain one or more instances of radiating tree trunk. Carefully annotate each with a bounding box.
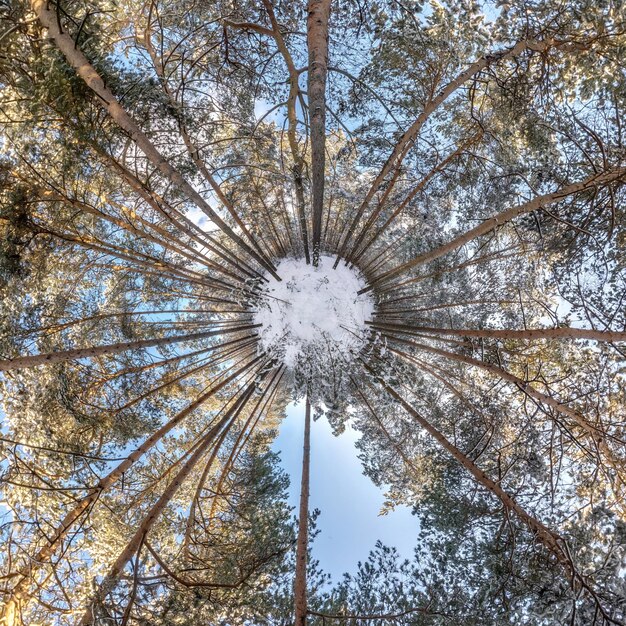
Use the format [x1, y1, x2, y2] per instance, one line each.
[142, 27, 272, 264]
[184, 366, 284, 551]
[368, 321, 626, 343]
[348, 132, 481, 264]
[371, 372, 562, 544]
[78, 382, 258, 625]
[96, 146, 265, 281]
[365, 360, 624, 620]
[0, 356, 265, 625]
[375, 248, 524, 294]
[33, 223, 237, 291]
[205, 368, 285, 533]
[307, 0, 331, 264]
[380, 334, 626, 491]
[337, 36, 595, 266]
[31, 0, 280, 280]
[363, 166, 626, 292]
[260, 0, 311, 264]
[294, 397, 312, 626]
[0, 324, 259, 371]
[28, 185, 232, 279]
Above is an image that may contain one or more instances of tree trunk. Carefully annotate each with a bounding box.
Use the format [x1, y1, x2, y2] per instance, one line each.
[363, 166, 626, 292]
[363, 364, 566, 553]
[381, 334, 626, 489]
[78, 382, 257, 625]
[307, 0, 331, 264]
[260, 0, 311, 264]
[368, 321, 626, 343]
[348, 132, 481, 264]
[364, 362, 618, 619]
[337, 37, 592, 264]
[31, 0, 279, 280]
[0, 324, 259, 371]
[0, 356, 264, 624]
[294, 397, 312, 626]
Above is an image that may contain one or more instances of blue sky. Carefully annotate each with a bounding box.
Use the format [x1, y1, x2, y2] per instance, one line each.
[272, 401, 419, 582]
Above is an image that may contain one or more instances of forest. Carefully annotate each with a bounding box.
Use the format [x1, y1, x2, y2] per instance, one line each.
[0, 0, 625, 624]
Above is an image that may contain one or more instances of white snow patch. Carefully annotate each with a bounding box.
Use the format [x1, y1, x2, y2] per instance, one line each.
[253, 256, 375, 368]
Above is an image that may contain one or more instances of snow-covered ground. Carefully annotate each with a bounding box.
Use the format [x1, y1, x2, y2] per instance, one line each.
[253, 256, 374, 368]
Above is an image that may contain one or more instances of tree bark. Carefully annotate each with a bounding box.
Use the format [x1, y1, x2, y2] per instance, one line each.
[337, 37, 594, 264]
[97, 147, 264, 281]
[363, 166, 626, 292]
[260, 0, 311, 263]
[379, 334, 626, 487]
[0, 356, 265, 625]
[31, 0, 279, 280]
[0, 324, 259, 371]
[368, 321, 626, 343]
[294, 397, 312, 626]
[204, 367, 285, 535]
[363, 363, 567, 553]
[78, 382, 258, 625]
[307, 0, 331, 264]
[142, 26, 271, 265]
[348, 132, 481, 265]
[363, 361, 619, 621]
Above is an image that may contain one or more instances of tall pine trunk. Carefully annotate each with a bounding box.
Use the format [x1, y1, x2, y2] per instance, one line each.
[307, 0, 331, 264]
[294, 397, 312, 625]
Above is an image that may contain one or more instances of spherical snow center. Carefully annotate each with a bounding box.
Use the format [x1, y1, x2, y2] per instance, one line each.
[253, 256, 374, 369]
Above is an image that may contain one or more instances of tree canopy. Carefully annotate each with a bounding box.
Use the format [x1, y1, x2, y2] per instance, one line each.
[0, 0, 625, 624]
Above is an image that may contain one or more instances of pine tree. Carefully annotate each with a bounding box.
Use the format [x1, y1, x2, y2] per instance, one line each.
[1, 0, 625, 624]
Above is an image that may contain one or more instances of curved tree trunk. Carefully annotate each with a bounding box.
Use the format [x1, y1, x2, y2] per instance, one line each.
[380, 334, 626, 490]
[363, 360, 619, 621]
[337, 37, 584, 264]
[348, 132, 481, 264]
[364, 364, 566, 553]
[260, 0, 311, 264]
[78, 382, 258, 625]
[31, 0, 279, 280]
[0, 356, 265, 625]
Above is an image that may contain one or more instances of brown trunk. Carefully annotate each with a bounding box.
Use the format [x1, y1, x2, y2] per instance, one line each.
[260, 0, 311, 263]
[368, 321, 626, 343]
[184, 366, 283, 550]
[362, 362, 566, 556]
[364, 166, 626, 292]
[31, 0, 279, 280]
[0, 356, 265, 621]
[307, 0, 331, 263]
[26, 183, 228, 279]
[379, 334, 626, 487]
[373, 299, 516, 317]
[294, 397, 312, 626]
[363, 361, 619, 619]
[36, 225, 238, 293]
[117, 339, 258, 411]
[376, 249, 523, 295]
[206, 368, 285, 527]
[337, 37, 589, 265]
[142, 28, 271, 265]
[0, 324, 259, 371]
[78, 382, 257, 625]
[98, 148, 264, 281]
[348, 132, 482, 264]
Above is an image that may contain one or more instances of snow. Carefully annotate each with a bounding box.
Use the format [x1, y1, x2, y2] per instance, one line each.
[253, 256, 375, 369]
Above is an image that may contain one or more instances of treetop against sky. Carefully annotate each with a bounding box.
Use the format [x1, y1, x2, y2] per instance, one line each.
[0, 0, 625, 624]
